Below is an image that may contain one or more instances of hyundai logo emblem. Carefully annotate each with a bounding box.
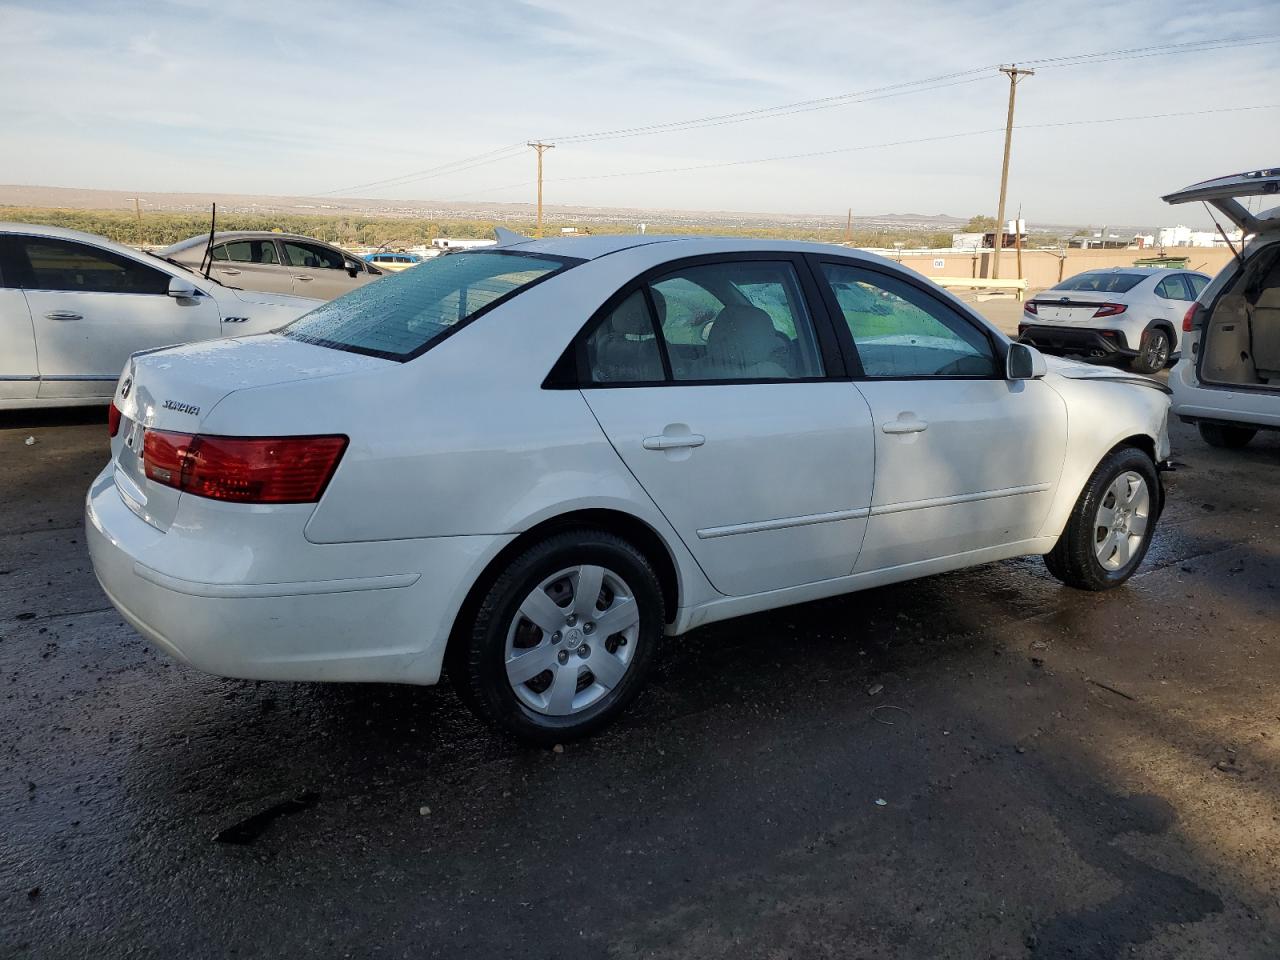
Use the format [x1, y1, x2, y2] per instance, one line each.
[119, 376, 133, 400]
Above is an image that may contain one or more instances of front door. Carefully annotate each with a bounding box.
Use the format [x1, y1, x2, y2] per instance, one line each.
[0, 261, 37, 402]
[11, 236, 221, 399]
[578, 258, 874, 597]
[280, 240, 360, 300]
[812, 259, 1068, 572]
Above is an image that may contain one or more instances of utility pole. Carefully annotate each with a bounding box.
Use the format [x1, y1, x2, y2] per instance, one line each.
[126, 197, 144, 246]
[527, 141, 555, 237]
[990, 65, 1033, 279]
[844, 208, 852, 244]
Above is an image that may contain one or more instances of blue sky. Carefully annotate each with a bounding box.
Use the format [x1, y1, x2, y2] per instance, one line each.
[0, 0, 1277, 225]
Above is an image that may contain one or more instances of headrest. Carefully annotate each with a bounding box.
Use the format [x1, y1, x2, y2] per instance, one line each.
[707, 305, 780, 364]
[609, 293, 655, 336]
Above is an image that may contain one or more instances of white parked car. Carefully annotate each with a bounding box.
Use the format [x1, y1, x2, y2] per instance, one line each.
[86, 236, 1172, 742]
[1017, 267, 1210, 373]
[0, 223, 321, 409]
[1163, 167, 1280, 448]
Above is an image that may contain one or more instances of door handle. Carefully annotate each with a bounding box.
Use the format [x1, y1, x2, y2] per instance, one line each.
[218, 268, 242, 276]
[882, 417, 929, 435]
[643, 434, 706, 451]
[45, 311, 82, 321]
[293, 275, 313, 282]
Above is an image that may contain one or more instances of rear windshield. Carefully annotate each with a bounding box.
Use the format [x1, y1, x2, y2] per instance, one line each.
[282, 250, 576, 360]
[1054, 272, 1147, 294]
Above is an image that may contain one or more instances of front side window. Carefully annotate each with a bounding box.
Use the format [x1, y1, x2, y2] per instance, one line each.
[650, 261, 824, 381]
[1055, 271, 1147, 294]
[222, 239, 280, 265]
[282, 241, 346, 270]
[1156, 275, 1191, 300]
[13, 238, 170, 295]
[284, 251, 574, 360]
[820, 262, 996, 378]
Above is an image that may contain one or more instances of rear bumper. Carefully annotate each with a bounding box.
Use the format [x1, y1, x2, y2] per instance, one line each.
[1018, 324, 1134, 360]
[85, 465, 511, 685]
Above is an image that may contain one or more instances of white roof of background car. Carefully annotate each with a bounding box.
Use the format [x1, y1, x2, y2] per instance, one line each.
[499, 233, 908, 269]
[0, 221, 166, 263]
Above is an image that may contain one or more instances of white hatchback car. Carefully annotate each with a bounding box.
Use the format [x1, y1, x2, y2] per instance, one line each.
[86, 236, 1172, 742]
[1163, 167, 1280, 448]
[1, 223, 320, 409]
[1017, 267, 1210, 374]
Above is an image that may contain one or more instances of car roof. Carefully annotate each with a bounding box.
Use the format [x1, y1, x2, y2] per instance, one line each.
[0, 220, 181, 264]
[159, 232, 349, 256]
[496, 234, 908, 267]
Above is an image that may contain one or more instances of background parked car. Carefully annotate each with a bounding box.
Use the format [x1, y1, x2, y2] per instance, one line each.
[0, 223, 319, 409]
[162, 232, 382, 300]
[1017, 267, 1210, 373]
[365, 251, 424, 272]
[1164, 166, 1280, 448]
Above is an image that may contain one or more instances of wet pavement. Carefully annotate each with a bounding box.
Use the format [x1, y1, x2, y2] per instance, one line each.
[2, 403, 1278, 959]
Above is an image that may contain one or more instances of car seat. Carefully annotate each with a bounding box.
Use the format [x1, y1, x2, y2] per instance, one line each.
[1250, 261, 1280, 382]
[705, 305, 791, 379]
[592, 295, 664, 383]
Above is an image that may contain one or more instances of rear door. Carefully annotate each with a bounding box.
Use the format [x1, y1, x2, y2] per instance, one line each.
[208, 238, 294, 295]
[10, 236, 221, 399]
[0, 238, 38, 403]
[577, 255, 875, 597]
[811, 257, 1067, 572]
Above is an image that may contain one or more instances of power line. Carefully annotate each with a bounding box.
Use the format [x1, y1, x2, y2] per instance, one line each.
[440, 103, 1280, 201]
[314, 33, 1279, 198]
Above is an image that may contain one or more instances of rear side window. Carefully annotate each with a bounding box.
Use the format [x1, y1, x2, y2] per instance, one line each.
[284, 251, 575, 361]
[1187, 275, 1210, 297]
[219, 240, 279, 265]
[9, 237, 170, 294]
[1056, 272, 1147, 293]
[585, 290, 666, 384]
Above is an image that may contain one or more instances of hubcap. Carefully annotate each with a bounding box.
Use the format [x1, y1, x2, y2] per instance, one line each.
[1146, 335, 1169, 368]
[1094, 470, 1151, 571]
[504, 564, 641, 716]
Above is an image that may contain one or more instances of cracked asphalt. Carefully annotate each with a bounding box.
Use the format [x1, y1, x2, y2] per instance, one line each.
[2, 395, 1278, 959]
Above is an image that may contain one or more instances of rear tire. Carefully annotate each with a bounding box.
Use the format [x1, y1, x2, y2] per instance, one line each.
[1130, 328, 1171, 374]
[1197, 422, 1257, 449]
[1044, 446, 1160, 591]
[450, 529, 664, 744]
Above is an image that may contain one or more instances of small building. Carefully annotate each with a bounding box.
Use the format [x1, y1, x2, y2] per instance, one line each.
[432, 238, 497, 251]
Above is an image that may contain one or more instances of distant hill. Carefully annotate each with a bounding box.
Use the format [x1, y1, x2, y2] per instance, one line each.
[0, 184, 973, 234]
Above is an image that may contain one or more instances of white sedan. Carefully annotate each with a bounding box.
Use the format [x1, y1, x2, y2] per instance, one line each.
[0, 222, 320, 409]
[86, 235, 1172, 742]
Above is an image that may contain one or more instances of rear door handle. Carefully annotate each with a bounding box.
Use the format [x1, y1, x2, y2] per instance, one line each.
[643, 434, 706, 450]
[882, 417, 929, 435]
[45, 311, 82, 321]
[218, 268, 242, 276]
[293, 275, 313, 282]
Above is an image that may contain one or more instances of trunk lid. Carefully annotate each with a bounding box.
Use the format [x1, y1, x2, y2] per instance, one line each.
[110, 334, 388, 531]
[1162, 166, 1280, 233]
[1031, 294, 1109, 324]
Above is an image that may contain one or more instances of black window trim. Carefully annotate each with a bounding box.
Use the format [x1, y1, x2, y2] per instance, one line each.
[806, 254, 1010, 382]
[545, 250, 850, 389]
[284, 248, 584, 363]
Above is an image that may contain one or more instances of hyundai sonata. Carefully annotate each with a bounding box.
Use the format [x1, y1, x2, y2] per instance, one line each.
[87, 235, 1172, 742]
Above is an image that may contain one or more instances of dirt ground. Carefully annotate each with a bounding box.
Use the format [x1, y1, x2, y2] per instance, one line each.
[2, 348, 1278, 958]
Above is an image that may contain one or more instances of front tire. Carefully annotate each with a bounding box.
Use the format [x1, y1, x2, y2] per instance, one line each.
[451, 529, 664, 744]
[1044, 446, 1160, 591]
[1197, 422, 1257, 449]
[1130, 328, 1171, 374]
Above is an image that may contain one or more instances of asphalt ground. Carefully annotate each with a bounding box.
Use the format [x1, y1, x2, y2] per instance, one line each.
[3, 345, 1278, 958]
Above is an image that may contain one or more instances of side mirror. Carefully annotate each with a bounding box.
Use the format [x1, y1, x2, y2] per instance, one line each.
[1007, 341, 1047, 380]
[167, 276, 198, 299]
[344, 259, 360, 277]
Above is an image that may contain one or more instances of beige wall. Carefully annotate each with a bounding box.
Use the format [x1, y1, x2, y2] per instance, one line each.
[889, 246, 1234, 292]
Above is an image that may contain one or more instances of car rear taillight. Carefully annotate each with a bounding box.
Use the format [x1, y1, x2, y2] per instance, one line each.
[108, 403, 121, 438]
[1092, 303, 1127, 318]
[142, 430, 348, 504]
[1183, 303, 1201, 332]
[1023, 302, 1038, 315]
